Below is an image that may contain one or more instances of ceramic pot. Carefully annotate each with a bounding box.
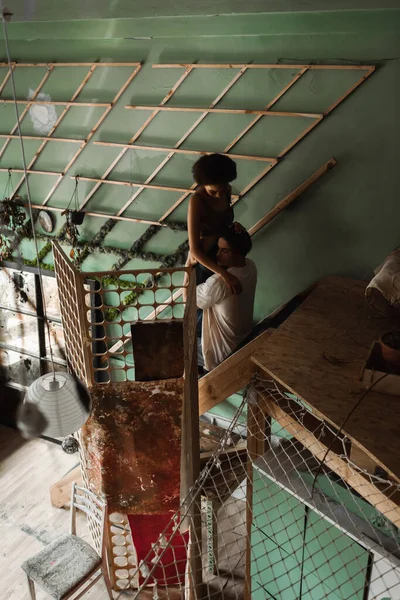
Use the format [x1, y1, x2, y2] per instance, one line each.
[70, 211, 85, 225]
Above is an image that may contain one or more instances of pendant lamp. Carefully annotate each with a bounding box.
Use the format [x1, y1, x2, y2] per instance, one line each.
[17, 372, 92, 439]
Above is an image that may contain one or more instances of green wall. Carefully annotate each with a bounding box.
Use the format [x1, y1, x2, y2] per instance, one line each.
[1, 9, 400, 323]
[252, 468, 371, 599]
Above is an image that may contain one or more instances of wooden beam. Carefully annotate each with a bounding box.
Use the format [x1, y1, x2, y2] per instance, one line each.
[0, 168, 60, 176]
[245, 385, 266, 600]
[153, 64, 374, 71]
[0, 62, 141, 67]
[0, 99, 111, 107]
[50, 465, 82, 508]
[0, 134, 83, 143]
[258, 393, 400, 528]
[26, 203, 166, 227]
[199, 330, 272, 415]
[200, 443, 247, 463]
[249, 158, 337, 236]
[93, 141, 276, 163]
[71, 175, 240, 197]
[125, 105, 323, 119]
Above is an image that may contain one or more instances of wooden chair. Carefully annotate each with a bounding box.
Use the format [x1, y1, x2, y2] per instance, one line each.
[21, 483, 113, 600]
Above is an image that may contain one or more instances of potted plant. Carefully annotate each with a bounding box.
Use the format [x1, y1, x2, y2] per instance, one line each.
[70, 210, 85, 225]
[62, 176, 85, 225]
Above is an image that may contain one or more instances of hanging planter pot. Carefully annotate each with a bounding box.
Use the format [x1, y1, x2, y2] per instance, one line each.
[70, 210, 85, 225]
[62, 176, 85, 226]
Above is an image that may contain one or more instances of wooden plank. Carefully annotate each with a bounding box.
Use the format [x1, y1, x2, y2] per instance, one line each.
[0, 134, 83, 143]
[27, 203, 164, 226]
[258, 393, 400, 528]
[181, 270, 202, 597]
[49, 465, 82, 508]
[251, 276, 400, 483]
[71, 175, 206, 194]
[200, 443, 247, 463]
[126, 105, 323, 119]
[93, 140, 276, 162]
[249, 158, 337, 236]
[257, 389, 348, 456]
[244, 386, 264, 600]
[199, 330, 273, 415]
[153, 64, 373, 71]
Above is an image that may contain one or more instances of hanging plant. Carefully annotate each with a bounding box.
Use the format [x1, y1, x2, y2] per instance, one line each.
[61, 176, 85, 229]
[0, 196, 26, 231]
[61, 177, 86, 260]
[0, 232, 13, 260]
[70, 210, 85, 225]
[62, 211, 80, 260]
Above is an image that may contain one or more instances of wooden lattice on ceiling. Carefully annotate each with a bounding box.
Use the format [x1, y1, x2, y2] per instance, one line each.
[0, 61, 374, 268]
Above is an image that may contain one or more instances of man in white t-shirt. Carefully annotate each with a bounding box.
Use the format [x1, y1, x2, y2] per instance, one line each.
[196, 227, 257, 372]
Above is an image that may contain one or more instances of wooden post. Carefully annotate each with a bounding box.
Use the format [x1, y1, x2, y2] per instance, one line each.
[245, 386, 266, 600]
[182, 269, 202, 598]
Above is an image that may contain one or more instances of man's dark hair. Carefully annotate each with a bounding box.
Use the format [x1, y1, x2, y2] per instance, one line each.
[192, 154, 237, 186]
[221, 226, 252, 257]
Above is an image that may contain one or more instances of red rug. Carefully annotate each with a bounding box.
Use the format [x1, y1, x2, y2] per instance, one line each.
[128, 514, 189, 586]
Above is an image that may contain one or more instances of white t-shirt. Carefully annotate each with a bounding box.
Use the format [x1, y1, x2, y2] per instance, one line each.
[196, 259, 257, 371]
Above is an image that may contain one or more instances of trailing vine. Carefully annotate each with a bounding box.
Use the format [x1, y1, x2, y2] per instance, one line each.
[0, 202, 189, 318]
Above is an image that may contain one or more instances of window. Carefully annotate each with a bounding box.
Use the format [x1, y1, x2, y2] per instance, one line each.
[0, 266, 67, 391]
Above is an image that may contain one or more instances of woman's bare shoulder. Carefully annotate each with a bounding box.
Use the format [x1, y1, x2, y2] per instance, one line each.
[189, 190, 205, 210]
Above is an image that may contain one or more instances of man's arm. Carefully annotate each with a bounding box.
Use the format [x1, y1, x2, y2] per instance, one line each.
[197, 274, 231, 310]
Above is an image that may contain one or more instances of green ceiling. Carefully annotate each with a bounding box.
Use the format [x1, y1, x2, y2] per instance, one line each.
[7, 0, 400, 22]
[0, 62, 369, 277]
[0, 7, 399, 323]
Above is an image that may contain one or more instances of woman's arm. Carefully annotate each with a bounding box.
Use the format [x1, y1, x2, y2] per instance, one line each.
[188, 194, 241, 294]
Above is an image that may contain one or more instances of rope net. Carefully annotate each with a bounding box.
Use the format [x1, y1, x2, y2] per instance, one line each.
[114, 375, 400, 600]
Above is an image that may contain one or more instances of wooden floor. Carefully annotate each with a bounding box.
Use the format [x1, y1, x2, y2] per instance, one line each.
[0, 425, 130, 600]
[0, 425, 247, 600]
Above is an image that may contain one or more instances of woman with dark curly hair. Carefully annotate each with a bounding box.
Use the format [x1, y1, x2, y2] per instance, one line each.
[186, 153, 244, 294]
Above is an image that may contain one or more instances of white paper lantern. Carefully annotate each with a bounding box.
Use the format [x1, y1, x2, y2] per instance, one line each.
[18, 372, 91, 438]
